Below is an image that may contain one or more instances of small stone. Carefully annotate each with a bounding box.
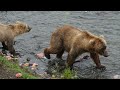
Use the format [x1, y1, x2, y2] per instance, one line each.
[74, 75, 78, 79]
[23, 63, 29, 67]
[6, 56, 12, 60]
[16, 73, 22, 78]
[31, 63, 38, 68]
[31, 67, 36, 70]
[52, 70, 57, 73]
[43, 56, 47, 59]
[19, 63, 24, 68]
[36, 53, 45, 59]
[52, 75, 55, 78]
[60, 75, 64, 78]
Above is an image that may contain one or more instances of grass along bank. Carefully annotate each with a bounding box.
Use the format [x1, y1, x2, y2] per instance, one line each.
[0, 55, 40, 79]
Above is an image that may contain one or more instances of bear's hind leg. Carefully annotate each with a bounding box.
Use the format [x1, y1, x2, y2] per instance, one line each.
[45, 31, 63, 59]
[56, 49, 64, 59]
[44, 47, 60, 59]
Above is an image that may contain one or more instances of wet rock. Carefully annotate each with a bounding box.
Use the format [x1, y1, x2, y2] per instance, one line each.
[2, 49, 7, 55]
[113, 75, 120, 79]
[48, 60, 55, 66]
[26, 57, 31, 62]
[46, 58, 67, 78]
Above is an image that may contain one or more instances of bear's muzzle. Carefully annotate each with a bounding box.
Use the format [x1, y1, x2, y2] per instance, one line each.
[28, 26, 32, 32]
[103, 50, 109, 57]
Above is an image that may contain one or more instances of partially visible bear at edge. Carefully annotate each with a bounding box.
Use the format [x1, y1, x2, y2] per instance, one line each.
[44, 25, 109, 69]
[0, 21, 31, 56]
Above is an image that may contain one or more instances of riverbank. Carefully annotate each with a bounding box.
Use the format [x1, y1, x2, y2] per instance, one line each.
[0, 53, 79, 79]
[0, 54, 40, 79]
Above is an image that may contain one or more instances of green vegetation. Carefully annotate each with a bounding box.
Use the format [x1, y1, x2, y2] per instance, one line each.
[46, 59, 79, 79]
[61, 67, 78, 79]
[0, 56, 40, 79]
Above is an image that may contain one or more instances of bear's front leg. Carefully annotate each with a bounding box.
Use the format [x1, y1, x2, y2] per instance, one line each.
[44, 48, 51, 59]
[7, 40, 16, 56]
[90, 52, 106, 70]
[2, 42, 8, 50]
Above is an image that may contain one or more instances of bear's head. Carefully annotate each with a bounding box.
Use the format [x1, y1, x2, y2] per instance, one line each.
[89, 35, 109, 57]
[9, 21, 32, 36]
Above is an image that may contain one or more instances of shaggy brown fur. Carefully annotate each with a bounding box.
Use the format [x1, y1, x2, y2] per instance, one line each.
[0, 21, 31, 55]
[44, 25, 109, 69]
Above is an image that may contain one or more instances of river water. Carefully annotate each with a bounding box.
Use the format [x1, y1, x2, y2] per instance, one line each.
[0, 11, 120, 79]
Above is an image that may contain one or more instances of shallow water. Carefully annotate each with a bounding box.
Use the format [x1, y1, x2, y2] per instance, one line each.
[0, 11, 120, 79]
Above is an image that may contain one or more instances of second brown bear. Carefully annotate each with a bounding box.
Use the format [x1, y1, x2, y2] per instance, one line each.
[44, 25, 109, 69]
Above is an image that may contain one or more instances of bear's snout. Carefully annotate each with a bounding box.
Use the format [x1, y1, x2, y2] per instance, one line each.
[103, 50, 109, 57]
[28, 26, 32, 32]
[104, 54, 109, 57]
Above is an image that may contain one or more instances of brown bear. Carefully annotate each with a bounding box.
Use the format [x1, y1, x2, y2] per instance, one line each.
[0, 21, 31, 55]
[44, 25, 109, 69]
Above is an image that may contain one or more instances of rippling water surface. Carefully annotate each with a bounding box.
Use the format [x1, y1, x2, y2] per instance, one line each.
[0, 11, 120, 79]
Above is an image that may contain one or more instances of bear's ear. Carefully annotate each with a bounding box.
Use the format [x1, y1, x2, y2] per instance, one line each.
[89, 39, 96, 46]
[8, 24, 14, 29]
[99, 35, 104, 38]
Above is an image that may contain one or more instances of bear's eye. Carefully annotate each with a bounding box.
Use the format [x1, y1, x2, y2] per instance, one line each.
[101, 46, 106, 50]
